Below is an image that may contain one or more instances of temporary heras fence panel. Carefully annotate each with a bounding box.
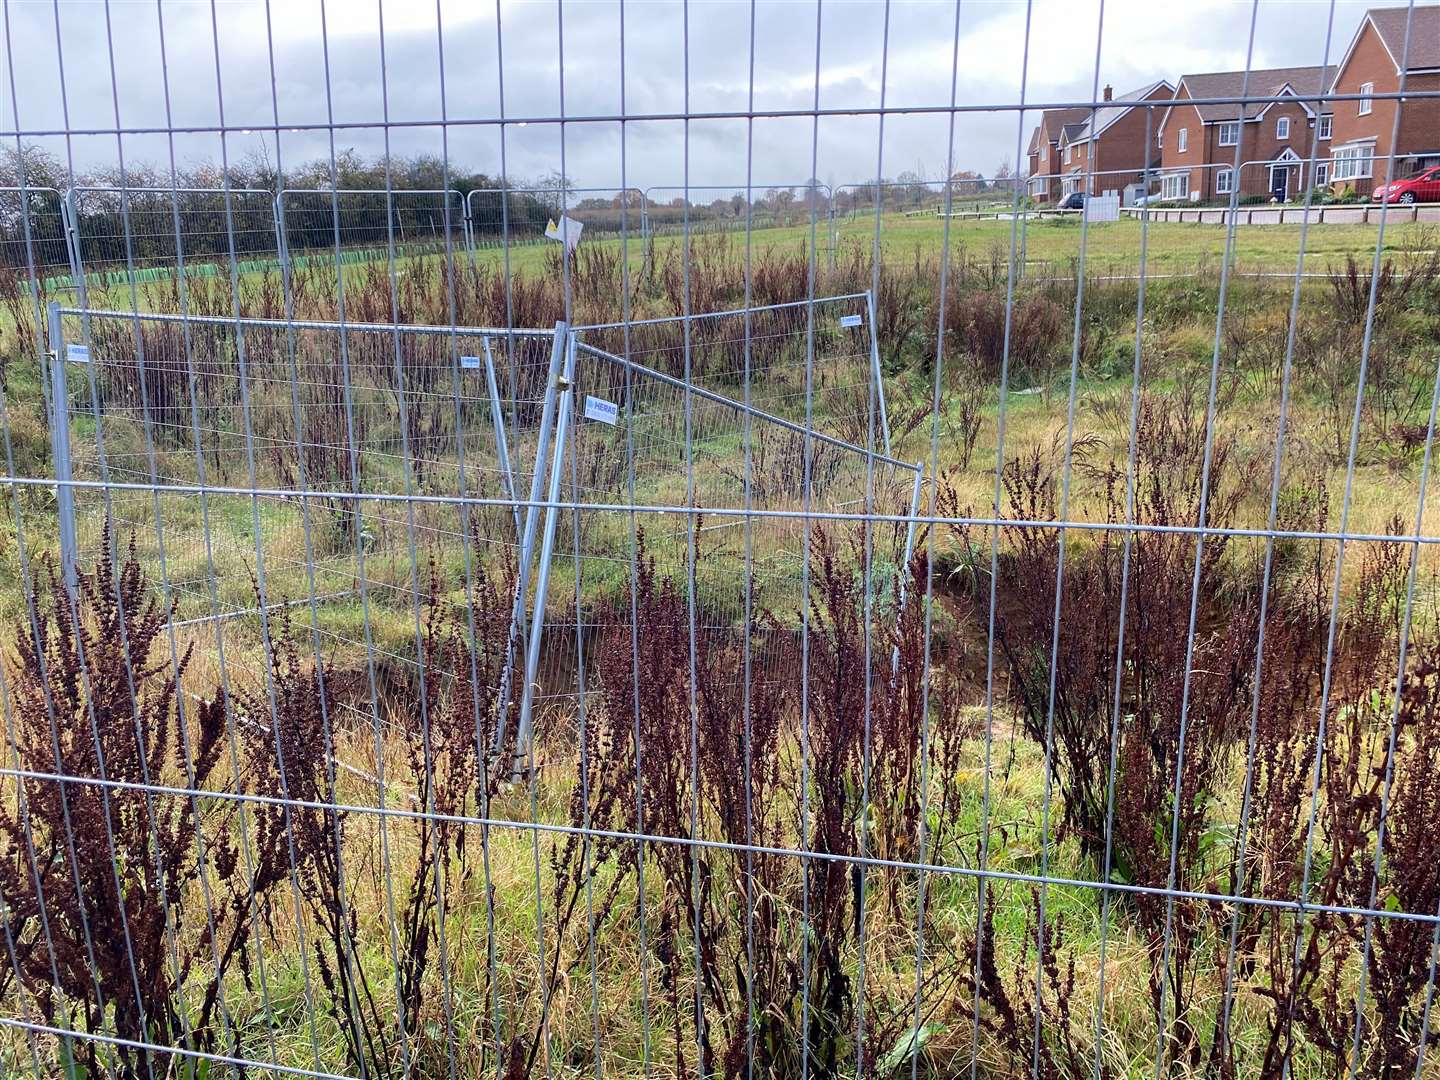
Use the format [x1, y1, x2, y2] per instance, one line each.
[461, 186, 638, 257]
[640, 183, 835, 241]
[44, 305, 562, 691]
[575, 293, 893, 454]
[63, 186, 279, 293]
[276, 187, 467, 272]
[507, 310, 922, 767]
[41, 295, 918, 779]
[0, 186, 70, 286]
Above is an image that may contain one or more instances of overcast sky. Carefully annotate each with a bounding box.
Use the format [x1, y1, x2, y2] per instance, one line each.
[0, 0, 1383, 193]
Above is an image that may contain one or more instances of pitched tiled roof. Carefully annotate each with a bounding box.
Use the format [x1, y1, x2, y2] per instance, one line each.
[1072, 80, 1175, 142]
[1365, 5, 1440, 72]
[1174, 66, 1333, 122]
[1028, 107, 1090, 154]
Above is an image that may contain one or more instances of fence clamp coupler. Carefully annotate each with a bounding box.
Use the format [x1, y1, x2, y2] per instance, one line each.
[555, 375, 574, 391]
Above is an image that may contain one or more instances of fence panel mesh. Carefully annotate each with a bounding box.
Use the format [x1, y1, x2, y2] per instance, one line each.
[1, 2, 1439, 1078]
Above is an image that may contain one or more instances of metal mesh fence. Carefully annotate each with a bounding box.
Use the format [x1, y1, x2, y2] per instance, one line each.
[277, 188, 467, 269]
[2, 1, 1440, 1078]
[67, 187, 279, 282]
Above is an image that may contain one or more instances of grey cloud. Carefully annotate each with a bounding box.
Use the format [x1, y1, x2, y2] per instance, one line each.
[0, 0, 1391, 192]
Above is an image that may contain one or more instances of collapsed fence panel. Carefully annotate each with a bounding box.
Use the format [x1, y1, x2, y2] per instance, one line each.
[576, 294, 892, 455]
[509, 311, 922, 768]
[41, 296, 918, 779]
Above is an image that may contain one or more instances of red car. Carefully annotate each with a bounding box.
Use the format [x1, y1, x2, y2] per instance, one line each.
[1372, 165, 1440, 204]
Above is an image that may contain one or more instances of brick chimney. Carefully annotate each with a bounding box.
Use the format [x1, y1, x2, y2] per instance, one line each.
[1103, 84, 1113, 101]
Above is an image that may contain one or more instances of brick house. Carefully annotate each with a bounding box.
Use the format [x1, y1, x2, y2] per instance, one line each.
[1156, 67, 1335, 202]
[1052, 80, 1175, 201]
[1327, 5, 1440, 194]
[1026, 107, 1090, 203]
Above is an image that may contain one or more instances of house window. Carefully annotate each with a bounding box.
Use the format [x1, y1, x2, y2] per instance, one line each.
[1216, 167, 1234, 194]
[1315, 162, 1329, 185]
[1161, 172, 1189, 200]
[1157, 130, 1163, 149]
[1041, 146, 1048, 164]
[1064, 145, 1072, 164]
[1358, 82, 1374, 116]
[1218, 122, 1240, 146]
[1178, 128, 1188, 153]
[1318, 115, 1332, 140]
[1276, 116, 1290, 140]
[1332, 143, 1374, 181]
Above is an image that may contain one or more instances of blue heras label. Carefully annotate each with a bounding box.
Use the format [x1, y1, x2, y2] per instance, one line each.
[66, 343, 90, 363]
[460, 355, 482, 369]
[840, 314, 863, 328]
[584, 395, 619, 425]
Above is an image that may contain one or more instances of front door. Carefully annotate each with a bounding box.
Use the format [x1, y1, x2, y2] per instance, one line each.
[1269, 164, 1292, 201]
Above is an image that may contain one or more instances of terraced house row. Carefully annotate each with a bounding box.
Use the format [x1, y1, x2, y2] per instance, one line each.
[1026, 4, 1440, 205]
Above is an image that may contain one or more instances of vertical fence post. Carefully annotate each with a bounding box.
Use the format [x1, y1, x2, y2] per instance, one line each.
[513, 329, 578, 774]
[46, 301, 78, 594]
[484, 339, 524, 543]
[492, 321, 569, 759]
[461, 190, 474, 267]
[828, 185, 838, 271]
[59, 188, 86, 303]
[273, 191, 291, 290]
[891, 464, 926, 675]
[864, 290, 892, 456]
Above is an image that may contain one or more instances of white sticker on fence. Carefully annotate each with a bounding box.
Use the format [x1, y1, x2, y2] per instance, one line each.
[584, 395, 619, 425]
[545, 214, 585, 251]
[65, 343, 90, 363]
[460, 355, 482, 370]
[840, 314, 863, 328]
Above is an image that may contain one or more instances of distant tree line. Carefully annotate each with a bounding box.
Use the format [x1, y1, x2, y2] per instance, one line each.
[0, 145, 565, 271]
[0, 144, 1020, 272]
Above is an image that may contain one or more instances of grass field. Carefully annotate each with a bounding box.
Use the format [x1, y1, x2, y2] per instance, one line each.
[3, 210, 1440, 1078]
[40, 208, 1440, 317]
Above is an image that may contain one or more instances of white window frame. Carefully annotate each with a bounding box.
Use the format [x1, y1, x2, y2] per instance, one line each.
[1041, 145, 1048, 165]
[1216, 167, 1234, 194]
[1160, 172, 1189, 200]
[1314, 161, 1329, 185]
[1064, 144, 1072, 164]
[1358, 82, 1374, 116]
[1332, 143, 1374, 181]
[1218, 122, 1240, 146]
[1276, 116, 1290, 140]
[1178, 127, 1188, 153]
[1318, 115, 1332, 140]
[1157, 129, 1163, 149]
